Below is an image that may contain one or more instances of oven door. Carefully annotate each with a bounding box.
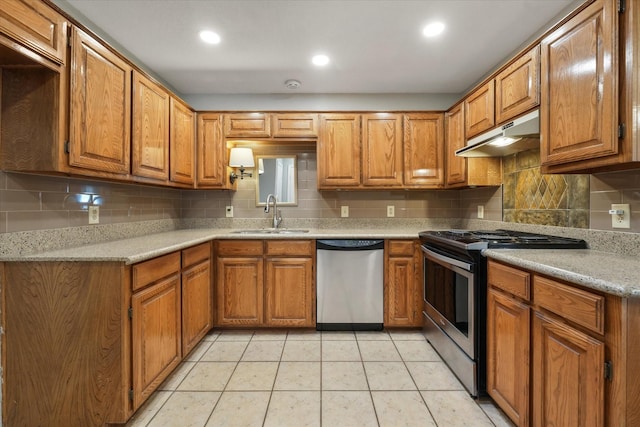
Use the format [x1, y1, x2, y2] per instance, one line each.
[421, 245, 475, 358]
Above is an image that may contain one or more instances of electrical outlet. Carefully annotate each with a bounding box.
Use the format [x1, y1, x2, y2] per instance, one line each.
[341, 206, 349, 218]
[611, 203, 630, 228]
[477, 205, 484, 219]
[225, 205, 234, 218]
[387, 205, 395, 217]
[88, 206, 99, 224]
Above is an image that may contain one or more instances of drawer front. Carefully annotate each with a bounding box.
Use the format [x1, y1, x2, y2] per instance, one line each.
[224, 113, 270, 137]
[217, 240, 263, 256]
[133, 252, 181, 291]
[265, 240, 314, 256]
[0, 0, 67, 64]
[533, 275, 604, 335]
[182, 242, 211, 268]
[387, 240, 415, 257]
[272, 113, 318, 137]
[488, 260, 530, 300]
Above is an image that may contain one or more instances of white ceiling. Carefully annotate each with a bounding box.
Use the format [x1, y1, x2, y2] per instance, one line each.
[55, 0, 578, 97]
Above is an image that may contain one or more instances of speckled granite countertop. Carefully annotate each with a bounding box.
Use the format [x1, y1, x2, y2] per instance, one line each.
[0, 228, 427, 265]
[483, 249, 640, 298]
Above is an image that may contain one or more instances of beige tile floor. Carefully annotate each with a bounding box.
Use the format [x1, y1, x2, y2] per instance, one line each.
[126, 330, 515, 427]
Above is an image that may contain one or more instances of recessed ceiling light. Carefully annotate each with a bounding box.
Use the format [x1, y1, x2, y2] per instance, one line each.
[422, 22, 445, 38]
[199, 30, 221, 45]
[312, 54, 330, 66]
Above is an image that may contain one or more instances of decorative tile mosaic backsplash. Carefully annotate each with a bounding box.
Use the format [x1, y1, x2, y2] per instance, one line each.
[502, 149, 589, 228]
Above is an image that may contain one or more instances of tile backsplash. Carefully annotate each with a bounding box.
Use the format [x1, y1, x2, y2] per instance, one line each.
[502, 149, 590, 229]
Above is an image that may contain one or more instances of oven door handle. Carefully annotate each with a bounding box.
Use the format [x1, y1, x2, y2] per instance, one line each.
[421, 246, 473, 272]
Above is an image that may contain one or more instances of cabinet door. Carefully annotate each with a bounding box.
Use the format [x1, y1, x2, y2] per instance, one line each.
[445, 104, 467, 187]
[403, 113, 444, 188]
[197, 113, 228, 188]
[318, 114, 361, 188]
[132, 71, 170, 181]
[132, 274, 182, 409]
[496, 46, 540, 124]
[0, 0, 67, 64]
[265, 257, 314, 327]
[540, 0, 618, 167]
[465, 80, 495, 138]
[224, 113, 271, 137]
[170, 98, 195, 185]
[69, 27, 131, 175]
[362, 113, 403, 187]
[532, 311, 604, 427]
[182, 259, 212, 355]
[385, 255, 418, 327]
[487, 288, 530, 427]
[216, 257, 263, 326]
[272, 113, 318, 137]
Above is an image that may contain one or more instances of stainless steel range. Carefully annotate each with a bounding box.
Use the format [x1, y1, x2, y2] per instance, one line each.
[418, 229, 587, 397]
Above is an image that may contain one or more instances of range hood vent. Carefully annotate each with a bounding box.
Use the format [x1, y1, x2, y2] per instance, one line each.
[455, 109, 540, 158]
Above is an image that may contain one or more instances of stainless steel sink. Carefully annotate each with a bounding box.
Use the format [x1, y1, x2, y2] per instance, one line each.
[230, 229, 309, 235]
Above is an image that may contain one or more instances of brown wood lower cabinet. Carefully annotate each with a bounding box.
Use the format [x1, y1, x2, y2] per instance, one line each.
[0, 241, 213, 426]
[486, 259, 640, 427]
[384, 239, 422, 327]
[215, 239, 315, 327]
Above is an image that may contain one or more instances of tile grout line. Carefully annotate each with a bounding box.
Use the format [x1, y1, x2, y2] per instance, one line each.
[355, 332, 382, 427]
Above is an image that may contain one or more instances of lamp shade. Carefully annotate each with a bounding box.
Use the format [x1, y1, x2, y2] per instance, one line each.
[229, 147, 255, 168]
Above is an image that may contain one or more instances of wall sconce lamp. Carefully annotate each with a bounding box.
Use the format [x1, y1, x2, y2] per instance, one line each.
[229, 147, 255, 184]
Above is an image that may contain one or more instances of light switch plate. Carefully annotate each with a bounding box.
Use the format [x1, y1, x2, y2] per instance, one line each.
[477, 205, 484, 219]
[387, 205, 395, 217]
[341, 206, 349, 218]
[611, 203, 630, 228]
[225, 206, 234, 218]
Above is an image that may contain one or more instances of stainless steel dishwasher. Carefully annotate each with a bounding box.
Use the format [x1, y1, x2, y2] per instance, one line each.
[316, 239, 384, 331]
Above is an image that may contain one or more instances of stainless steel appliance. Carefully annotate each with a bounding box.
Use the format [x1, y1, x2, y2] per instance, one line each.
[418, 229, 587, 397]
[316, 239, 384, 331]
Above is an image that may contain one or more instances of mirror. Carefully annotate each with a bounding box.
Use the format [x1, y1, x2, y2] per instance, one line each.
[256, 155, 298, 206]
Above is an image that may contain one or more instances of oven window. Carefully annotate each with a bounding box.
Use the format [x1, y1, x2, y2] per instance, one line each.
[424, 257, 470, 336]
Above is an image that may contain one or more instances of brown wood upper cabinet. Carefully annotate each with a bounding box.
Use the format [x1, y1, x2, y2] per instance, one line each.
[224, 112, 271, 137]
[197, 112, 231, 188]
[272, 113, 319, 137]
[446, 103, 501, 189]
[404, 113, 445, 188]
[69, 26, 132, 175]
[495, 45, 540, 124]
[540, 0, 621, 172]
[464, 80, 495, 139]
[317, 113, 361, 189]
[132, 71, 170, 181]
[362, 113, 403, 187]
[0, 0, 67, 64]
[170, 98, 196, 185]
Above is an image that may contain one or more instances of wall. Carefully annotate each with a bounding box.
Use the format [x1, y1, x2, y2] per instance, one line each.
[590, 169, 640, 232]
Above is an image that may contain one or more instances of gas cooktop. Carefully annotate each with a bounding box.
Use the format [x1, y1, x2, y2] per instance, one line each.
[419, 229, 588, 251]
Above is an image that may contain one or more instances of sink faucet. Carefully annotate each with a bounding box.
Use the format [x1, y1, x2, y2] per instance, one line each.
[264, 194, 282, 228]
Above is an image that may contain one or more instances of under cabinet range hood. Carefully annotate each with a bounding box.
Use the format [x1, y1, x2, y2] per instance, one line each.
[455, 109, 540, 157]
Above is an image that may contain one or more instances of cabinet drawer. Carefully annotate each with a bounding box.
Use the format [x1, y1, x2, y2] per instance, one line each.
[217, 240, 263, 256]
[533, 275, 604, 335]
[0, 0, 67, 64]
[224, 113, 270, 137]
[132, 252, 181, 291]
[387, 240, 415, 257]
[182, 242, 211, 268]
[488, 260, 530, 300]
[265, 240, 314, 256]
[272, 113, 318, 137]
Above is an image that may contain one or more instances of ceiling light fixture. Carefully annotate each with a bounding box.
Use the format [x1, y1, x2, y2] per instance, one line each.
[312, 54, 330, 66]
[422, 22, 445, 38]
[199, 30, 221, 44]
